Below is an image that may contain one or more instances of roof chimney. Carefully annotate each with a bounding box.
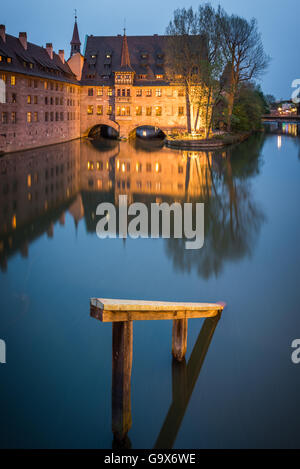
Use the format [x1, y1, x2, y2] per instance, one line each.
[19, 32, 27, 50]
[46, 43, 53, 60]
[58, 49, 65, 63]
[0, 25, 6, 43]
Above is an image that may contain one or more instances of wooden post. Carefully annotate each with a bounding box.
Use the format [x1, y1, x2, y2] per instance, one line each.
[112, 321, 133, 442]
[172, 318, 188, 361]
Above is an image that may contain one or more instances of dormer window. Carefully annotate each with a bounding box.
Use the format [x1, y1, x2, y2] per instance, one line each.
[140, 52, 148, 59]
[91, 55, 97, 59]
[106, 54, 111, 59]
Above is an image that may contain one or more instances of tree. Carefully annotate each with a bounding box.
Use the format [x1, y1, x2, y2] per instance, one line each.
[232, 83, 269, 132]
[217, 9, 270, 131]
[165, 7, 208, 134]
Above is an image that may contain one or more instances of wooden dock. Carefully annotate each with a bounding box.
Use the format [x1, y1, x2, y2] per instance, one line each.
[90, 297, 225, 445]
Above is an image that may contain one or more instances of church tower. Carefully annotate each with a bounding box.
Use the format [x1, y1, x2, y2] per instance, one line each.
[70, 12, 81, 57]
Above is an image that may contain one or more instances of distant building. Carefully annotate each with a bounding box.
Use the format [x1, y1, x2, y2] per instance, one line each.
[0, 17, 206, 153]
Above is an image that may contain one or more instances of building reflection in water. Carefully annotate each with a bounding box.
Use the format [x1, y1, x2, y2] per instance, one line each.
[0, 134, 266, 275]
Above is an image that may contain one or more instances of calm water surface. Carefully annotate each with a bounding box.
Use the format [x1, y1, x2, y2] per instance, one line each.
[0, 123, 299, 448]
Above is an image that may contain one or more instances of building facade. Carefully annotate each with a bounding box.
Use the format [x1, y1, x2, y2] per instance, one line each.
[0, 18, 205, 153]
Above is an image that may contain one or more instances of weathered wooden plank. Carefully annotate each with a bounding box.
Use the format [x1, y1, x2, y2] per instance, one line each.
[91, 297, 224, 312]
[90, 305, 221, 322]
[172, 319, 188, 361]
[112, 321, 133, 442]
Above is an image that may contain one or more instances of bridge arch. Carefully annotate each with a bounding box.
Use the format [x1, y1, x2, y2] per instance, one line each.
[128, 125, 166, 140]
[83, 121, 120, 139]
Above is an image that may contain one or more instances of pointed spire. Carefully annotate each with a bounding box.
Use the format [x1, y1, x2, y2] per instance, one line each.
[70, 10, 81, 57]
[120, 29, 132, 69]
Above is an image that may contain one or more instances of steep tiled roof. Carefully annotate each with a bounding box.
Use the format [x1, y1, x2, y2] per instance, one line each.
[0, 33, 78, 84]
[81, 34, 171, 85]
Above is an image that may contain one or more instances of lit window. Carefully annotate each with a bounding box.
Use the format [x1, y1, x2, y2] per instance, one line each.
[156, 89, 162, 97]
[11, 76, 16, 86]
[156, 75, 163, 80]
[178, 106, 184, 116]
[136, 89, 142, 97]
[107, 105, 112, 115]
[97, 105, 103, 115]
[97, 88, 103, 96]
[11, 112, 16, 123]
[87, 105, 94, 115]
[107, 88, 113, 96]
[27, 174, 32, 187]
[34, 112, 38, 122]
[136, 163, 142, 172]
[146, 106, 152, 116]
[27, 112, 32, 123]
[155, 106, 162, 116]
[146, 89, 152, 97]
[155, 163, 161, 173]
[136, 106, 142, 116]
[178, 89, 184, 97]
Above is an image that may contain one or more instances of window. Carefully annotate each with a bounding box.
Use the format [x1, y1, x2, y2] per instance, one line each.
[11, 112, 16, 123]
[88, 88, 93, 96]
[34, 80, 38, 88]
[138, 74, 147, 80]
[126, 89, 130, 97]
[155, 106, 162, 116]
[27, 112, 32, 123]
[107, 105, 112, 115]
[156, 89, 162, 97]
[146, 163, 152, 172]
[50, 97, 53, 105]
[55, 112, 59, 121]
[156, 75, 163, 80]
[97, 105, 103, 115]
[122, 89, 126, 97]
[178, 89, 184, 97]
[146, 89, 152, 97]
[97, 88, 103, 96]
[45, 112, 49, 122]
[136, 89, 142, 97]
[60, 112, 64, 121]
[87, 105, 94, 115]
[27, 95, 31, 104]
[12, 93, 17, 103]
[28, 79, 32, 87]
[126, 106, 130, 116]
[178, 106, 184, 116]
[10, 76, 16, 86]
[34, 96, 38, 104]
[178, 165, 184, 174]
[108, 88, 113, 96]
[136, 163, 142, 172]
[146, 106, 152, 116]
[45, 97, 48, 105]
[55, 97, 59, 105]
[34, 112, 38, 122]
[44, 81, 48, 90]
[155, 163, 161, 173]
[136, 106, 142, 116]
[50, 112, 54, 121]
[2, 112, 8, 124]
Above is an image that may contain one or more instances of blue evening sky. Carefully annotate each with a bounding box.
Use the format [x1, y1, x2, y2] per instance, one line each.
[1, 0, 298, 99]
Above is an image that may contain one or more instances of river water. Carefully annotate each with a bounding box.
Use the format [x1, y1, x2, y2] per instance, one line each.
[0, 122, 299, 448]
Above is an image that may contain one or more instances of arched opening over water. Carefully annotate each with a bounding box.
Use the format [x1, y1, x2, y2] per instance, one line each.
[132, 125, 166, 141]
[88, 124, 119, 140]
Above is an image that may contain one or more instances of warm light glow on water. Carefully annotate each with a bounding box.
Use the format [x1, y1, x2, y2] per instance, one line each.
[0, 125, 300, 449]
